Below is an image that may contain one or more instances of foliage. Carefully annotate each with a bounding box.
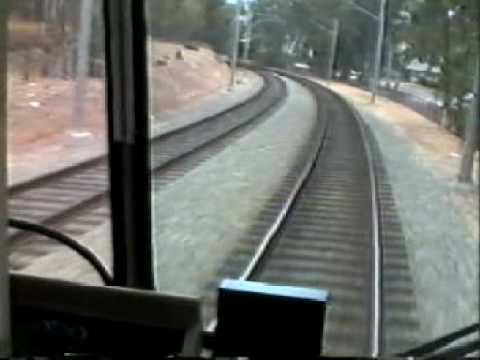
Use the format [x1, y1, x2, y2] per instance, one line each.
[397, 0, 479, 134]
[146, 0, 206, 40]
[247, 0, 394, 77]
[146, 0, 233, 54]
[8, 0, 103, 79]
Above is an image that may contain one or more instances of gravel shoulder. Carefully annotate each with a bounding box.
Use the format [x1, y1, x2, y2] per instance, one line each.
[151, 77, 317, 297]
[16, 222, 112, 285]
[325, 80, 479, 345]
[19, 77, 318, 296]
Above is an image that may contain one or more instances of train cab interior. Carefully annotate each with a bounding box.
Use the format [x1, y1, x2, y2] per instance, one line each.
[1, 0, 479, 358]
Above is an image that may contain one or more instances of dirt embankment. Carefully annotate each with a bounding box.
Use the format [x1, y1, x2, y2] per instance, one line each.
[149, 41, 231, 115]
[7, 41, 232, 150]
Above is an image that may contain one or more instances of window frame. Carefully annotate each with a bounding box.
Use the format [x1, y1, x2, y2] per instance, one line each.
[104, 0, 153, 289]
[0, 0, 11, 356]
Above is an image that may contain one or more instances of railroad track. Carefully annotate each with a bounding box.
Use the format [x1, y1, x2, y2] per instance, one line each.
[205, 72, 418, 357]
[8, 71, 287, 271]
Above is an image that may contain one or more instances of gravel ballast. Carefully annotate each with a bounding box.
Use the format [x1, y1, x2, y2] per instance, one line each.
[354, 105, 478, 345]
[151, 77, 317, 297]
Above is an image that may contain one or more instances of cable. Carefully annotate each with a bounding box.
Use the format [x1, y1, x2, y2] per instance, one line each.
[398, 323, 479, 357]
[8, 218, 114, 286]
[425, 339, 480, 359]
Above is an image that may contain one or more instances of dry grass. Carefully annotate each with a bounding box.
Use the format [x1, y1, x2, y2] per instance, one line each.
[148, 41, 231, 115]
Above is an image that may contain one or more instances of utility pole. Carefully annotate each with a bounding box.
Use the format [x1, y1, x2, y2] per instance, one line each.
[241, 1, 252, 61]
[242, 14, 253, 61]
[371, 0, 387, 104]
[387, 42, 393, 83]
[386, 9, 394, 85]
[458, 56, 479, 183]
[327, 19, 340, 87]
[230, 0, 241, 89]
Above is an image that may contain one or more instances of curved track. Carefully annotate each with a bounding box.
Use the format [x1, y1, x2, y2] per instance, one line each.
[205, 73, 418, 357]
[8, 71, 287, 270]
[8, 69, 418, 357]
[251, 78, 381, 356]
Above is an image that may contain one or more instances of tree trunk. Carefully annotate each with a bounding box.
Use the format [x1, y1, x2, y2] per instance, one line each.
[22, 50, 31, 81]
[441, 16, 452, 129]
[387, 39, 393, 81]
[458, 71, 478, 182]
[458, 3, 480, 183]
[60, 0, 69, 79]
[71, 0, 94, 132]
[458, 25, 480, 183]
[40, 0, 50, 77]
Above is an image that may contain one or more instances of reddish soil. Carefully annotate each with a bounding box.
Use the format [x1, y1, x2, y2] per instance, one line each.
[7, 41, 232, 183]
[148, 41, 231, 115]
[7, 76, 106, 149]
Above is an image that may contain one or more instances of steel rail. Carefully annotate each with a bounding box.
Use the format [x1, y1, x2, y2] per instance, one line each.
[324, 83, 383, 357]
[7, 72, 274, 242]
[351, 103, 382, 357]
[206, 72, 383, 358]
[206, 72, 329, 334]
[7, 71, 286, 280]
[8, 71, 268, 197]
[239, 78, 328, 282]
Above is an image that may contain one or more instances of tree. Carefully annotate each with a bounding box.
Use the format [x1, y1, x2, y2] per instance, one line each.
[398, 0, 478, 135]
[246, 0, 341, 69]
[146, 0, 207, 41]
[8, 0, 83, 80]
[144, 0, 237, 54]
[244, 0, 409, 80]
[202, 0, 232, 52]
[458, 2, 479, 183]
[395, 0, 478, 182]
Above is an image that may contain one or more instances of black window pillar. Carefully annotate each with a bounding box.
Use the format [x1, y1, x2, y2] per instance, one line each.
[104, 0, 153, 289]
[0, 0, 11, 356]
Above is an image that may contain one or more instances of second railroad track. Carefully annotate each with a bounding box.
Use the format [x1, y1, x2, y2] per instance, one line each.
[8, 71, 286, 271]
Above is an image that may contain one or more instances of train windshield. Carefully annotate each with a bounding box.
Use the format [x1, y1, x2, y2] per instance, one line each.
[7, 1, 112, 284]
[4, 0, 478, 358]
[145, 0, 478, 356]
